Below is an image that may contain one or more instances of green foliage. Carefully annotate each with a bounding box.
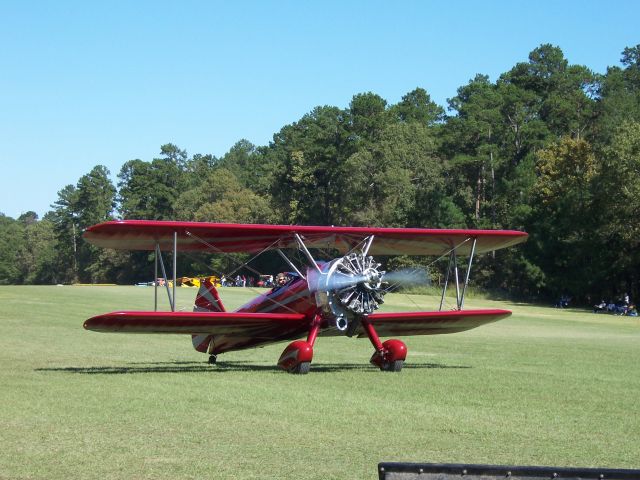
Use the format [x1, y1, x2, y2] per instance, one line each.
[342, 122, 446, 227]
[349, 91, 388, 142]
[117, 145, 188, 220]
[216, 140, 275, 194]
[391, 87, 445, 125]
[174, 168, 274, 223]
[268, 105, 354, 224]
[588, 122, 640, 296]
[524, 138, 599, 296]
[511, 45, 598, 139]
[49, 184, 80, 281]
[596, 45, 640, 143]
[534, 137, 597, 207]
[49, 166, 117, 283]
[4, 44, 640, 301]
[598, 121, 640, 237]
[17, 215, 57, 284]
[0, 214, 22, 284]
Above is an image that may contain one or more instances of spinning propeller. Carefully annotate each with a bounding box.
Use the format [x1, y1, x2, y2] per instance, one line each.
[309, 252, 429, 317]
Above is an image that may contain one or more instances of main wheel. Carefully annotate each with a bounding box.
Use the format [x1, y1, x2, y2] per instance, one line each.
[290, 362, 311, 375]
[208, 354, 217, 365]
[382, 359, 403, 372]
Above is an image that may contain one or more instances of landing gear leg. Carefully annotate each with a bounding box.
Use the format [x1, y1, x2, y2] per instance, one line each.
[278, 313, 322, 374]
[361, 316, 407, 372]
[208, 354, 217, 365]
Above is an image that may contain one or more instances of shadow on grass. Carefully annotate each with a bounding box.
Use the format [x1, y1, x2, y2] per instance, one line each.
[35, 360, 471, 375]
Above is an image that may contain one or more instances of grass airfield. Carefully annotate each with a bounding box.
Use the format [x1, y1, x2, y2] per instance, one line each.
[0, 285, 639, 479]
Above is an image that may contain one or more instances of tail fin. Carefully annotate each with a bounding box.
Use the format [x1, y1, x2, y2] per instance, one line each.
[194, 278, 226, 313]
[192, 278, 225, 353]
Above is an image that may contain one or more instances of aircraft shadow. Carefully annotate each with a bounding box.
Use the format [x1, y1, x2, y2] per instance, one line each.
[36, 360, 470, 375]
[309, 362, 471, 373]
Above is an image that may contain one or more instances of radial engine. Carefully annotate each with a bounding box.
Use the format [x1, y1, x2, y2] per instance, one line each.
[310, 252, 387, 332]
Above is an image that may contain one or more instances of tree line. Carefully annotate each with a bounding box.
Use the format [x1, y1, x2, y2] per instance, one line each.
[2, 44, 640, 304]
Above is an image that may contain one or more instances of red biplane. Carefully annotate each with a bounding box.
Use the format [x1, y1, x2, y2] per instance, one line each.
[83, 221, 527, 374]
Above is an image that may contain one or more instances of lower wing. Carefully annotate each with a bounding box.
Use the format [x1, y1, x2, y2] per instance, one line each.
[84, 311, 310, 354]
[363, 309, 512, 337]
[84, 309, 511, 349]
[84, 311, 307, 335]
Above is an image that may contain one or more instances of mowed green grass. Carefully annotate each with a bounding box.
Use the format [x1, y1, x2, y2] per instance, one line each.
[0, 286, 639, 479]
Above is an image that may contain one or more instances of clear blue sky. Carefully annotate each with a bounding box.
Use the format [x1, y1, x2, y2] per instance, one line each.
[1, 0, 638, 219]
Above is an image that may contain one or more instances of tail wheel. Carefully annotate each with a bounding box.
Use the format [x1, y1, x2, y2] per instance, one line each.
[290, 362, 311, 375]
[382, 360, 404, 372]
[208, 354, 217, 365]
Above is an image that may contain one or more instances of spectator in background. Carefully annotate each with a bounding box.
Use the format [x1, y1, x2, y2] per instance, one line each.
[593, 300, 607, 313]
[555, 294, 570, 308]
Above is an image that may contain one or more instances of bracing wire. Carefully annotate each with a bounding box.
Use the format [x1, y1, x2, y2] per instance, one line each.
[382, 237, 473, 311]
[184, 231, 299, 313]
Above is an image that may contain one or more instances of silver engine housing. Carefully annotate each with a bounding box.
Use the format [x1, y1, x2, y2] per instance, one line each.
[313, 253, 387, 330]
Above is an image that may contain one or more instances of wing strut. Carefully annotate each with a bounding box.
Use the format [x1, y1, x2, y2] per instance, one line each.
[154, 243, 158, 311]
[438, 252, 452, 311]
[459, 237, 477, 309]
[153, 231, 178, 312]
[295, 234, 322, 274]
[362, 235, 375, 257]
[173, 231, 177, 310]
[438, 236, 477, 311]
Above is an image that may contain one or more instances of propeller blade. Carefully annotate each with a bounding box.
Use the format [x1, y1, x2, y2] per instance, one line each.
[309, 267, 428, 292]
[381, 268, 429, 287]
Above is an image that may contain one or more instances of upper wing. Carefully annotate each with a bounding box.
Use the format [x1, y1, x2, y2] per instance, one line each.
[83, 220, 527, 256]
[84, 311, 311, 355]
[363, 309, 512, 337]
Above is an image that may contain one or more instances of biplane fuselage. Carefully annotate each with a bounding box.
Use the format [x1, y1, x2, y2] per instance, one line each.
[83, 221, 527, 374]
